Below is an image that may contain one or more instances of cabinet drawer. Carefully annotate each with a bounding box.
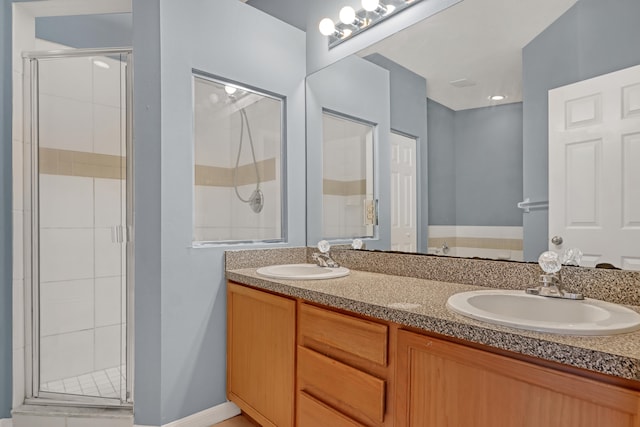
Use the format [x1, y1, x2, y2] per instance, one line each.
[298, 391, 366, 427]
[299, 303, 388, 365]
[298, 346, 386, 423]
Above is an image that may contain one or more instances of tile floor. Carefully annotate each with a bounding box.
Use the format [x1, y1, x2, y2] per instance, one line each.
[40, 365, 125, 399]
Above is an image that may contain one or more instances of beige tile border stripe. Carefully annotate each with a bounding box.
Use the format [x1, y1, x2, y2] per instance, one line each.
[429, 237, 523, 251]
[323, 179, 366, 196]
[195, 158, 276, 187]
[39, 147, 126, 180]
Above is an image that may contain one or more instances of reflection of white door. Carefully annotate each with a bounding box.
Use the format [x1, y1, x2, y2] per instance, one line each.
[549, 64, 640, 270]
[391, 133, 417, 252]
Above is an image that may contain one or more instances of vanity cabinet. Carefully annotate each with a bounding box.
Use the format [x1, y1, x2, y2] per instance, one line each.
[227, 281, 640, 427]
[297, 303, 394, 427]
[227, 282, 296, 427]
[396, 330, 640, 427]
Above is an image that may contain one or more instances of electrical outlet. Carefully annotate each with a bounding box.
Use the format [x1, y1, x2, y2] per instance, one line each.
[364, 199, 378, 225]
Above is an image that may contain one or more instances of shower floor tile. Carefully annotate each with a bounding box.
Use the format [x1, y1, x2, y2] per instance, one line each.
[41, 365, 125, 399]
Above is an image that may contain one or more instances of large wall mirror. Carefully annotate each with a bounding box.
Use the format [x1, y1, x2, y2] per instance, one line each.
[305, 0, 640, 270]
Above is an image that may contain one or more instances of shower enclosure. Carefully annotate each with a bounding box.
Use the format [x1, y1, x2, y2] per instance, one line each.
[23, 48, 133, 406]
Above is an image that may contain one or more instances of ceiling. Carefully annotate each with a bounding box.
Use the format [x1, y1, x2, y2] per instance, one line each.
[247, 0, 578, 110]
[358, 0, 578, 110]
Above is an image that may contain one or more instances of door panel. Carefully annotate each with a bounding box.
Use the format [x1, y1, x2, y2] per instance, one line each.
[549, 64, 640, 269]
[26, 48, 132, 405]
[390, 133, 417, 252]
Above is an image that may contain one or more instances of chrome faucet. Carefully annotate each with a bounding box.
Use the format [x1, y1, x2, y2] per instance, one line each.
[312, 252, 340, 268]
[525, 273, 583, 300]
[526, 251, 583, 300]
[313, 240, 340, 268]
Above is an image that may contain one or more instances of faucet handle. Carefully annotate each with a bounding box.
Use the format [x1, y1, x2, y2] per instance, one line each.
[317, 240, 331, 254]
[538, 251, 561, 274]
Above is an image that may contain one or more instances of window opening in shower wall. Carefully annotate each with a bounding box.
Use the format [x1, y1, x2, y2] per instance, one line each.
[322, 111, 375, 240]
[192, 73, 285, 244]
[24, 46, 133, 407]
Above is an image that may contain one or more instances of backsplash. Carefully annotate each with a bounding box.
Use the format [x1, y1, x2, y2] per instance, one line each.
[226, 247, 640, 306]
[225, 247, 307, 270]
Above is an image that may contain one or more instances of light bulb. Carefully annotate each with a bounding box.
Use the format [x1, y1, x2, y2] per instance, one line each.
[362, 0, 380, 12]
[489, 95, 506, 101]
[319, 18, 336, 36]
[224, 85, 237, 95]
[339, 6, 356, 24]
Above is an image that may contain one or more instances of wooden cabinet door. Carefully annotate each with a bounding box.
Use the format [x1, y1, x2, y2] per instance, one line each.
[227, 282, 296, 427]
[396, 330, 640, 427]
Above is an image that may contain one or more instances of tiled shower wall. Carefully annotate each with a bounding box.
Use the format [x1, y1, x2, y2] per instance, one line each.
[28, 39, 126, 384]
[322, 115, 372, 239]
[193, 85, 282, 242]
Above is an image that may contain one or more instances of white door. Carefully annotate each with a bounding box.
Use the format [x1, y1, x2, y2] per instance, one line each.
[390, 132, 417, 252]
[549, 64, 640, 270]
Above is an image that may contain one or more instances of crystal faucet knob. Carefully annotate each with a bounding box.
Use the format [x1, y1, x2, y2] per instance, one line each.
[538, 251, 561, 274]
[317, 240, 331, 254]
[561, 247, 583, 266]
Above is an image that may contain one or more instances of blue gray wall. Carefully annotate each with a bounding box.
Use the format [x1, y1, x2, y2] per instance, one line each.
[1, 0, 13, 420]
[455, 103, 523, 226]
[246, 0, 306, 30]
[427, 99, 455, 225]
[428, 100, 523, 227]
[306, 55, 390, 250]
[132, 0, 162, 423]
[133, 0, 306, 424]
[36, 13, 132, 48]
[364, 53, 428, 251]
[522, 0, 640, 260]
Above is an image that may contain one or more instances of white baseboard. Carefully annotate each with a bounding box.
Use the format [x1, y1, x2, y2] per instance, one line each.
[134, 401, 241, 427]
[0, 419, 13, 427]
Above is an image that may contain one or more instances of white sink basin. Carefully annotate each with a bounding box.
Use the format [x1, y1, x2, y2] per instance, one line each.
[256, 264, 350, 280]
[446, 290, 640, 336]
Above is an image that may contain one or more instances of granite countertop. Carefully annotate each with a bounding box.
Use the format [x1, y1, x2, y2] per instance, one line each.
[227, 268, 640, 383]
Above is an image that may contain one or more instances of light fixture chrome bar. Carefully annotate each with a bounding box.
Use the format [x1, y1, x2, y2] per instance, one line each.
[321, 0, 426, 49]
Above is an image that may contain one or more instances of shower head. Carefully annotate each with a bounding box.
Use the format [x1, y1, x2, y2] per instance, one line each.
[249, 188, 264, 213]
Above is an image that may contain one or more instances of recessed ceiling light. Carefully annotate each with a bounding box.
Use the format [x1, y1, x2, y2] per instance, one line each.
[93, 60, 110, 69]
[489, 95, 506, 101]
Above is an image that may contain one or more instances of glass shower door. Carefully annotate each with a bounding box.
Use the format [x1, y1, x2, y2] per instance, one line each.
[26, 49, 132, 405]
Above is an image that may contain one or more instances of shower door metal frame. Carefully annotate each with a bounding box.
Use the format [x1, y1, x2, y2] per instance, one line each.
[23, 47, 134, 408]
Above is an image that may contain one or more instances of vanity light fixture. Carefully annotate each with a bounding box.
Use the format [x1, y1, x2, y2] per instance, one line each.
[319, 0, 424, 49]
[339, 6, 365, 27]
[319, 17, 345, 37]
[362, 0, 395, 15]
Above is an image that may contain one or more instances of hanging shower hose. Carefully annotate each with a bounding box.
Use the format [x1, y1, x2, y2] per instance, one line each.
[233, 107, 264, 213]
